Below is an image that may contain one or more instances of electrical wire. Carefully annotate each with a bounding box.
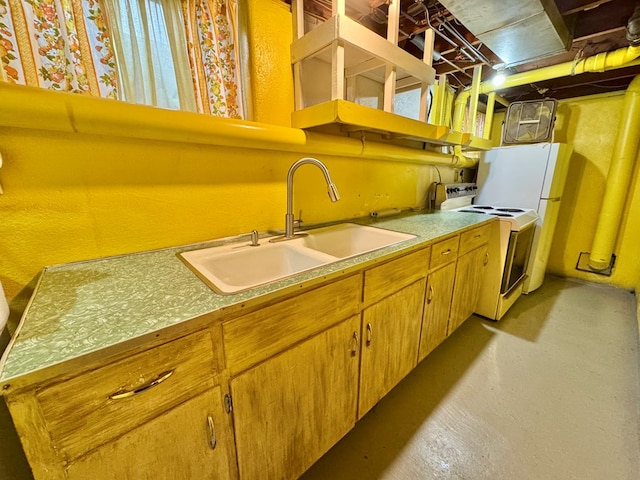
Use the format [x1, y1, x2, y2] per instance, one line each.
[448, 72, 465, 87]
[419, 2, 458, 49]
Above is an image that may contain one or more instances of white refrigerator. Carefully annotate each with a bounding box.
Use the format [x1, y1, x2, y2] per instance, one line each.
[475, 143, 572, 293]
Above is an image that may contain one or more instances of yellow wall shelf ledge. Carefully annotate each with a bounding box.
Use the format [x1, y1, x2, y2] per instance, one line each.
[291, 99, 492, 151]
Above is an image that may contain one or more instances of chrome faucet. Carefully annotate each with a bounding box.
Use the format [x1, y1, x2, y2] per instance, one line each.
[271, 157, 340, 241]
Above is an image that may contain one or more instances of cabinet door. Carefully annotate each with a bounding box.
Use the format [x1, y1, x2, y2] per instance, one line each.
[230, 316, 360, 480]
[418, 262, 456, 362]
[449, 245, 488, 335]
[66, 387, 237, 480]
[359, 279, 426, 418]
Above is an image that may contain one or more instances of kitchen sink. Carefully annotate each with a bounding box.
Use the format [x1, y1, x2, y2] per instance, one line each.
[179, 223, 416, 294]
[300, 223, 415, 258]
[179, 242, 337, 294]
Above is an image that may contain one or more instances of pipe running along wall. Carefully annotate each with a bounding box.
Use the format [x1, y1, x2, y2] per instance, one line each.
[588, 75, 640, 270]
[0, 83, 473, 169]
[450, 44, 640, 273]
[452, 45, 640, 132]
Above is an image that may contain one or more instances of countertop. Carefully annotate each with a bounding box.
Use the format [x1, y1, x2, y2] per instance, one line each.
[0, 211, 492, 384]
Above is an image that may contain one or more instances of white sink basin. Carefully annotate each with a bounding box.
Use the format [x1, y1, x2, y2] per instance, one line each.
[179, 223, 416, 294]
[179, 242, 337, 294]
[301, 223, 416, 258]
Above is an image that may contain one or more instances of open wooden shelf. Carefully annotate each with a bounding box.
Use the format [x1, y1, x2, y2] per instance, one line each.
[292, 99, 492, 150]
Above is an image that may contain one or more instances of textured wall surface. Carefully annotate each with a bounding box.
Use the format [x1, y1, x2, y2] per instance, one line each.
[0, 0, 450, 305]
[549, 93, 640, 289]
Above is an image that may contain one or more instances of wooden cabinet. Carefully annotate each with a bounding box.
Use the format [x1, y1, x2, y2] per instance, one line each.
[230, 316, 361, 480]
[418, 262, 456, 361]
[224, 276, 362, 480]
[223, 275, 361, 376]
[5, 328, 236, 480]
[362, 248, 429, 305]
[449, 244, 489, 335]
[66, 387, 237, 480]
[359, 280, 426, 417]
[429, 235, 460, 270]
[4, 221, 496, 480]
[36, 330, 218, 461]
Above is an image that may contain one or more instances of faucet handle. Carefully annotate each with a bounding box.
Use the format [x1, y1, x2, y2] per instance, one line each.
[249, 230, 260, 247]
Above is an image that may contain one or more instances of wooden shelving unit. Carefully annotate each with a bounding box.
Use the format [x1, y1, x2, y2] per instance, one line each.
[290, 0, 492, 150]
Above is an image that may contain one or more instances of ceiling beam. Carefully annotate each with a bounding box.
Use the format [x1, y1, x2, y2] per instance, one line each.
[559, 0, 615, 16]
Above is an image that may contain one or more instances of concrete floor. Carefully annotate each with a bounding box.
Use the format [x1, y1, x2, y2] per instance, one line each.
[301, 276, 640, 480]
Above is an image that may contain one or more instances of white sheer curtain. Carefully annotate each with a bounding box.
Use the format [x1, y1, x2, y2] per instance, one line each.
[102, 0, 197, 111]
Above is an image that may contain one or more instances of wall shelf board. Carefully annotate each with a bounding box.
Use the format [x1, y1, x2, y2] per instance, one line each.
[292, 100, 457, 146]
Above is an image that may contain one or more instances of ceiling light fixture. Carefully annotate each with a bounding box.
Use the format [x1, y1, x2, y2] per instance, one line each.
[492, 63, 507, 87]
[493, 71, 506, 87]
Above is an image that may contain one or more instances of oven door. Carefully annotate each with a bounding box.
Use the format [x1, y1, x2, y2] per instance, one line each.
[501, 224, 535, 294]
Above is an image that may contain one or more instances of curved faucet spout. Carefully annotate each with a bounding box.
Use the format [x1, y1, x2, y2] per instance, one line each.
[283, 157, 340, 239]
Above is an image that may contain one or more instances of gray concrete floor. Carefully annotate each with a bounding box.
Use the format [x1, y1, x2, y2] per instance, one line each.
[301, 276, 640, 480]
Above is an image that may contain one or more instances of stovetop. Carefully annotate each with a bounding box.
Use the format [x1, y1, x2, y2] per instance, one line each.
[452, 205, 538, 231]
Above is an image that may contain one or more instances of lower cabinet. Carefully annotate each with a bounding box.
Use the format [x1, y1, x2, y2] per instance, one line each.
[66, 387, 237, 480]
[418, 262, 456, 362]
[5, 328, 236, 480]
[5, 223, 495, 480]
[358, 279, 426, 418]
[230, 316, 361, 480]
[449, 244, 489, 335]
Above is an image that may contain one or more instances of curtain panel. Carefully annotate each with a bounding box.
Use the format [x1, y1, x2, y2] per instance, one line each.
[182, 0, 242, 118]
[0, 0, 243, 118]
[0, 0, 117, 97]
[101, 0, 198, 112]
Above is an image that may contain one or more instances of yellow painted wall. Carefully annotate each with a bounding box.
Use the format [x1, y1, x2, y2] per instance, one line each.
[0, 0, 449, 304]
[246, 0, 294, 125]
[6, 0, 637, 313]
[551, 93, 640, 290]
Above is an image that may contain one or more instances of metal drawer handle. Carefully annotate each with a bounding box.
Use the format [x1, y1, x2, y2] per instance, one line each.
[441, 249, 451, 256]
[484, 252, 489, 266]
[109, 370, 175, 400]
[474, 234, 482, 239]
[351, 332, 359, 357]
[207, 415, 217, 450]
[427, 284, 434, 304]
[366, 323, 373, 346]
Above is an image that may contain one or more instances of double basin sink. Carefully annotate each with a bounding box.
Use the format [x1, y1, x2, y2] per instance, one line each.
[179, 223, 416, 294]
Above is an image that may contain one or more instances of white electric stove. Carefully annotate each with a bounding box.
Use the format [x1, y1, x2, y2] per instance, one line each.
[452, 205, 538, 231]
[440, 186, 539, 320]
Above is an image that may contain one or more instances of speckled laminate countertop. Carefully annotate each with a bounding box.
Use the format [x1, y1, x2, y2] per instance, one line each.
[0, 211, 492, 384]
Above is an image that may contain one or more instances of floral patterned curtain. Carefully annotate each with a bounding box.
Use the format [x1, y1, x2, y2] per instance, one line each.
[0, 0, 117, 97]
[182, 0, 243, 118]
[0, 0, 243, 118]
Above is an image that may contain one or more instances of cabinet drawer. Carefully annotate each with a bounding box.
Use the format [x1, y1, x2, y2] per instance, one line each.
[363, 248, 430, 305]
[460, 223, 491, 255]
[37, 329, 217, 461]
[224, 275, 361, 375]
[429, 236, 459, 270]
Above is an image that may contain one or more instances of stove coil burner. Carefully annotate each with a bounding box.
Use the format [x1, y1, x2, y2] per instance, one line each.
[471, 206, 494, 210]
[458, 210, 485, 214]
[493, 213, 514, 217]
[496, 208, 525, 213]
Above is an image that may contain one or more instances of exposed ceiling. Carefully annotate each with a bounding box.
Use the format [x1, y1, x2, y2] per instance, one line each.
[295, 0, 640, 104]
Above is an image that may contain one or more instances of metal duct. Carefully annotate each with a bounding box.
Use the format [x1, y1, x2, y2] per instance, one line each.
[452, 45, 640, 132]
[628, 4, 640, 46]
[437, 0, 572, 66]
